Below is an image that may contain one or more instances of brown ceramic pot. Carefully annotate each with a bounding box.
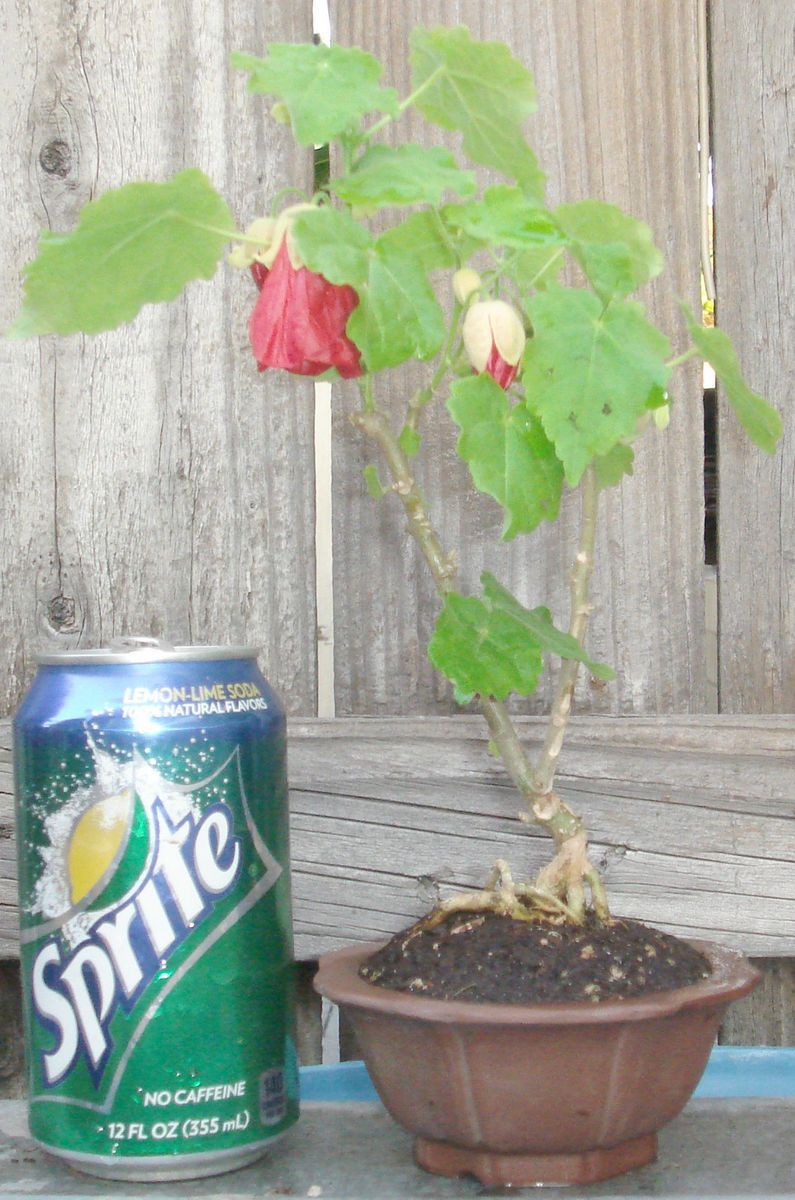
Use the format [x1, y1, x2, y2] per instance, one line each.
[314, 939, 759, 1188]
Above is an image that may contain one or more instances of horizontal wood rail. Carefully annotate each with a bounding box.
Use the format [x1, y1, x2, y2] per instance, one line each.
[2, 715, 794, 960]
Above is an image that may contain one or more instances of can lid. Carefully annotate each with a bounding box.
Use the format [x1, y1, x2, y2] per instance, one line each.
[35, 637, 261, 666]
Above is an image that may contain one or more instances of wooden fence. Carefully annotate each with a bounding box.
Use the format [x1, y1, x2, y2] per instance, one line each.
[0, 0, 793, 1064]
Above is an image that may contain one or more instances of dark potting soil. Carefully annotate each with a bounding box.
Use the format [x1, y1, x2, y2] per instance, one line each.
[360, 912, 711, 1003]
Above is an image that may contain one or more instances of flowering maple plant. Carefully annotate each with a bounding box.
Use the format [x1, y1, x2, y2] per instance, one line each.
[9, 28, 781, 923]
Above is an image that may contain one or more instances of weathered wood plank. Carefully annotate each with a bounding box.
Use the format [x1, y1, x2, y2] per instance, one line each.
[0, 963, 23, 1100]
[2, 716, 794, 958]
[0, 0, 318, 717]
[711, 1, 795, 711]
[329, 0, 705, 717]
[719, 958, 795, 1047]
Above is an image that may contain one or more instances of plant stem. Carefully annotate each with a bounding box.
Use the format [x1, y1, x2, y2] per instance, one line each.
[364, 66, 445, 141]
[352, 409, 456, 593]
[406, 303, 463, 434]
[353, 405, 607, 919]
[532, 466, 599, 799]
[665, 346, 699, 371]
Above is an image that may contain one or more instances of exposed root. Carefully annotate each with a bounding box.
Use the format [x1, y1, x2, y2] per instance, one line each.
[421, 857, 607, 930]
[534, 831, 611, 922]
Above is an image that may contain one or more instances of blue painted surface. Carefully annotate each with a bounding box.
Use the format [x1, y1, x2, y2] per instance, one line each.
[299, 1047, 795, 1104]
[693, 1047, 795, 1098]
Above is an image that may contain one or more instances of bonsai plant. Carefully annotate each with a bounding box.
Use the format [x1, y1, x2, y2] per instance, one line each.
[9, 26, 780, 1187]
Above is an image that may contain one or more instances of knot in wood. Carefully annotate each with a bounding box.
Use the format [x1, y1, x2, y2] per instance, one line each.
[47, 594, 75, 630]
[39, 140, 72, 178]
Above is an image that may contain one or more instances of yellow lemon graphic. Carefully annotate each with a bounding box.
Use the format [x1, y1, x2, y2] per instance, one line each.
[67, 790, 134, 906]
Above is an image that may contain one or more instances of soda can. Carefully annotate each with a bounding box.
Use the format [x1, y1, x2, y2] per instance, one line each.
[13, 638, 298, 1181]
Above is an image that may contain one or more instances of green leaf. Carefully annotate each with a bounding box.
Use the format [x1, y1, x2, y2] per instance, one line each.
[481, 574, 615, 680]
[593, 444, 635, 489]
[290, 208, 372, 284]
[232, 44, 397, 145]
[429, 575, 614, 701]
[447, 375, 563, 539]
[363, 465, 385, 499]
[682, 305, 782, 454]
[378, 211, 457, 270]
[349, 244, 445, 370]
[522, 287, 670, 485]
[554, 200, 663, 299]
[409, 26, 544, 199]
[9, 170, 234, 337]
[333, 145, 475, 209]
[506, 245, 566, 293]
[292, 208, 445, 371]
[429, 592, 544, 701]
[445, 186, 563, 248]
[399, 425, 422, 457]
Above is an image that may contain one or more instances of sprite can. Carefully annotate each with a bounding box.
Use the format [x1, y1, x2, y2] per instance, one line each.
[13, 638, 298, 1180]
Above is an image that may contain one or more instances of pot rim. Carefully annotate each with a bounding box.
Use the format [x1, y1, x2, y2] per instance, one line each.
[314, 938, 760, 1027]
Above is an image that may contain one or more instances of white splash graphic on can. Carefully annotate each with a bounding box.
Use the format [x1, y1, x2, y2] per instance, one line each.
[31, 733, 201, 947]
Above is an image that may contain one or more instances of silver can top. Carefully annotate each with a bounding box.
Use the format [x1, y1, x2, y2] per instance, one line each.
[36, 636, 260, 666]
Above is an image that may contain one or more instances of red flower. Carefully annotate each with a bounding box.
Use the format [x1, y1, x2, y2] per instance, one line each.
[462, 300, 526, 389]
[249, 241, 362, 379]
[250, 261, 269, 290]
[484, 339, 520, 389]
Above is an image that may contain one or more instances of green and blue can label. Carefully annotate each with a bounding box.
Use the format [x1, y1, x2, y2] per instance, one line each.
[13, 639, 298, 1181]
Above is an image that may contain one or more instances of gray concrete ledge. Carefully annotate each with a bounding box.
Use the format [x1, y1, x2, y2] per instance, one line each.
[1, 1098, 794, 1198]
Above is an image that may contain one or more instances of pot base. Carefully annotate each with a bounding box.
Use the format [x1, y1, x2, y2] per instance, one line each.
[414, 1131, 658, 1187]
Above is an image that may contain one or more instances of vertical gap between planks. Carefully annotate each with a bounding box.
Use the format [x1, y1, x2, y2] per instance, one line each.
[312, 0, 340, 1062]
[699, 0, 718, 713]
[314, 381, 335, 719]
[321, 996, 341, 1065]
[313, 0, 335, 720]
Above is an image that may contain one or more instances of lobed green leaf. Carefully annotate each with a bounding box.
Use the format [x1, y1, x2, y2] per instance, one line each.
[505, 244, 567, 293]
[447, 375, 563, 539]
[481, 574, 615, 679]
[9, 171, 234, 337]
[291, 208, 372, 284]
[377, 211, 458, 270]
[333, 144, 475, 209]
[292, 208, 445, 371]
[409, 26, 544, 199]
[554, 200, 663, 300]
[593, 444, 635, 489]
[429, 573, 614, 701]
[348, 243, 445, 370]
[682, 305, 782, 454]
[445, 186, 563, 249]
[428, 592, 544, 701]
[522, 287, 670, 485]
[232, 44, 397, 145]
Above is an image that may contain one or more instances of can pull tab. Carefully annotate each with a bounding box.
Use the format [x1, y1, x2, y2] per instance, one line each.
[109, 636, 177, 654]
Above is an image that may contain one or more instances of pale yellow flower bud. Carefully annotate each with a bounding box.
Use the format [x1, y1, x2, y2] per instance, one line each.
[462, 300, 526, 388]
[452, 267, 482, 306]
[653, 403, 671, 431]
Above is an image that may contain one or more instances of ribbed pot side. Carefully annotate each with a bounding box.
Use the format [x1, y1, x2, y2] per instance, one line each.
[314, 940, 760, 1188]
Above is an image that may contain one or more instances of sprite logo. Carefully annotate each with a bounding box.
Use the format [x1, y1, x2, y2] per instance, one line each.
[23, 734, 282, 1103]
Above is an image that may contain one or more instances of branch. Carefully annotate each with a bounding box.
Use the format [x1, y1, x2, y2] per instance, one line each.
[531, 466, 599, 799]
[353, 403, 581, 845]
[354, 403, 609, 920]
